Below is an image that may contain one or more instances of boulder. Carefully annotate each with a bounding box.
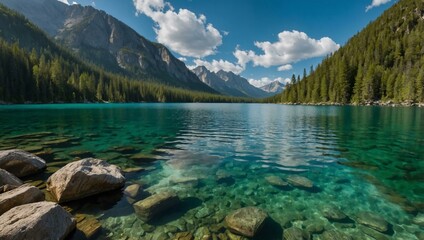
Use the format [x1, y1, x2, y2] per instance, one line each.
[0, 169, 22, 187]
[413, 213, 424, 227]
[0, 149, 46, 177]
[265, 175, 289, 188]
[225, 207, 268, 238]
[0, 184, 44, 215]
[46, 158, 125, 202]
[133, 191, 180, 221]
[0, 201, 75, 240]
[356, 211, 389, 233]
[322, 205, 347, 222]
[286, 175, 313, 189]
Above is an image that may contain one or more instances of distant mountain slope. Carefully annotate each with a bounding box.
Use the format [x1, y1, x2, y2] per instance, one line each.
[192, 66, 271, 98]
[270, 0, 424, 104]
[0, 4, 246, 103]
[260, 81, 285, 94]
[0, 0, 216, 93]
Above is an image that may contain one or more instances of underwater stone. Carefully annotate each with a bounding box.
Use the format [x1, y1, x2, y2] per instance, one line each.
[320, 230, 352, 240]
[0, 201, 75, 240]
[304, 221, 325, 234]
[46, 158, 125, 202]
[173, 231, 194, 240]
[225, 206, 268, 238]
[0, 169, 23, 187]
[265, 175, 289, 188]
[322, 205, 348, 222]
[75, 214, 102, 239]
[124, 184, 141, 198]
[356, 211, 389, 233]
[286, 175, 313, 189]
[412, 213, 424, 227]
[0, 184, 44, 215]
[283, 227, 310, 240]
[195, 206, 213, 219]
[133, 191, 180, 222]
[69, 150, 94, 159]
[0, 149, 46, 177]
[194, 226, 212, 240]
[358, 226, 390, 240]
[170, 176, 199, 187]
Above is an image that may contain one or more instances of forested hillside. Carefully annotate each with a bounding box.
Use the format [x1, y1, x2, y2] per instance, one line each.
[0, 5, 249, 103]
[270, 0, 424, 104]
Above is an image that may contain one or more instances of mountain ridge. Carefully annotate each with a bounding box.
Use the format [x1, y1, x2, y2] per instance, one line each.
[192, 66, 272, 98]
[0, 0, 216, 93]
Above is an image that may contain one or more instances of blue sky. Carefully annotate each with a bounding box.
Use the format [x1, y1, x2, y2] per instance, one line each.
[60, 0, 396, 87]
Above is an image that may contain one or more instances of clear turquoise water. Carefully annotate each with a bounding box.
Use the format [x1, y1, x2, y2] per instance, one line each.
[0, 103, 423, 239]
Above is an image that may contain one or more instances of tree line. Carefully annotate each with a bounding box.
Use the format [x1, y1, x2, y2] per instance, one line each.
[269, 0, 424, 104]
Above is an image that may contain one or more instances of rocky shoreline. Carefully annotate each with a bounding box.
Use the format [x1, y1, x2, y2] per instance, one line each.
[280, 101, 424, 107]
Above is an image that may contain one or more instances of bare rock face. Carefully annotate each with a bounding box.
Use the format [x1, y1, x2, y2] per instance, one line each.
[0, 201, 76, 240]
[46, 158, 125, 202]
[0, 149, 46, 177]
[225, 207, 268, 238]
[0, 184, 44, 215]
[133, 191, 180, 222]
[0, 169, 23, 187]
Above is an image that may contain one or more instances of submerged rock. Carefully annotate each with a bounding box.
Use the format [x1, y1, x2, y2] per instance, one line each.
[0, 149, 46, 177]
[283, 227, 310, 240]
[124, 184, 141, 198]
[0, 184, 44, 215]
[320, 230, 352, 240]
[358, 226, 390, 240]
[265, 175, 289, 188]
[286, 175, 313, 189]
[225, 206, 268, 238]
[173, 231, 194, 240]
[69, 150, 94, 159]
[0, 201, 75, 240]
[170, 176, 199, 187]
[75, 213, 102, 239]
[356, 211, 389, 233]
[194, 226, 212, 240]
[413, 213, 424, 227]
[46, 158, 125, 202]
[133, 191, 180, 221]
[42, 138, 74, 147]
[0, 169, 22, 187]
[322, 205, 348, 222]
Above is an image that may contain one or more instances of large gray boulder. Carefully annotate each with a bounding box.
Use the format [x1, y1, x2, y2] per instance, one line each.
[0, 169, 23, 187]
[0, 201, 76, 240]
[0, 184, 44, 215]
[0, 149, 46, 177]
[286, 175, 314, 189]
[225, 207, 268, 238]
[46, 158, 125, 202]
[133, 191, 180, 221]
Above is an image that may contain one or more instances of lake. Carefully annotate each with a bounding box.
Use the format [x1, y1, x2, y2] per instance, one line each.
[0, 103, 423, 239]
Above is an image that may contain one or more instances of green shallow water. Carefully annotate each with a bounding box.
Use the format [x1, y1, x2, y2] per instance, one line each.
[0, 103, 423, 239]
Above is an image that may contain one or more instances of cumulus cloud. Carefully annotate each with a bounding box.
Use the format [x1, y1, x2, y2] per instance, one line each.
[248, 77, 291, 88]
[366, 0, 391, 12]
[234, 30, 339, 68]
[190, 59, 244, 74]
[277, 64, 293, 71]
[133, 0, 222, 58]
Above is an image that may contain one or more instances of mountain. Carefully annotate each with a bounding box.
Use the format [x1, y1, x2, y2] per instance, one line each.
[260, 81, 285, 94]
[270, 0, 424, 104]
[192, 66, 271, 98]
[0, 4, 247, 103]
[0, 0, 216, 93]
[192, 66, 248, 97]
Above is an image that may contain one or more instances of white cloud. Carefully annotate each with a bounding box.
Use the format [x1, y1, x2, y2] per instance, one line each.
[190, 59, 244, 74]
[366, 0, 391, 12]
[133, 0, 222, 58]
[248, 77, 291, 88]
[58, 0, 70, 5]
[234, 30, 339, 68]
[277, 64, 293, 71]
[178, 57, 187, 62]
